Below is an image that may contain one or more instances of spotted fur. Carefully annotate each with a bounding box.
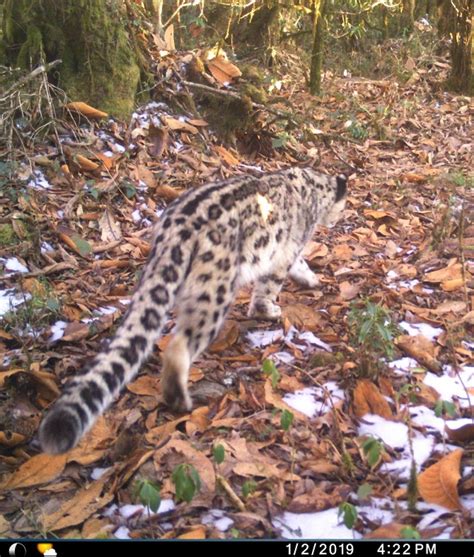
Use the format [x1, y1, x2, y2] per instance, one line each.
[39, 167, 347, 454]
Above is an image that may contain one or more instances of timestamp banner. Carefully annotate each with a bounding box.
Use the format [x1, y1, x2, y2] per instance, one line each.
[0, 539, 472, 557]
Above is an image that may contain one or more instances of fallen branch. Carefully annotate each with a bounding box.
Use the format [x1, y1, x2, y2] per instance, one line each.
[217, 474, 246, 512]
[181, 80, 298, 124]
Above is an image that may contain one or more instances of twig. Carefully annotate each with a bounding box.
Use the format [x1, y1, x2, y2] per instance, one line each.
[458, 198, 470, 309]
[216, 474, 246, 512]
[0, 60, 62, 102]
[24, 261, 78, 278]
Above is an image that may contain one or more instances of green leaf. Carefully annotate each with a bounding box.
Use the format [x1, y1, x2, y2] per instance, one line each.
[122, 181, 137, 199]
[262, 359, 277, 374]
[357, 483, 373, 501]
[135, 479, 161, 512]
[400, 526, 421, 539]
[72, 235, 92, 256]
[262, 359, 280, 388]
[338, 502, 357, 529]
[213, 444, 225, 464]
[242, 480, 257, 499]
[280, 409, 294, 431]
[172, 463, 201, 503]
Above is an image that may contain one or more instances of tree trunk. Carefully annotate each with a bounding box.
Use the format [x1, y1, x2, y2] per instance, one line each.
[448, 0, 473, 94]
[309, 0, 327, 96]
[2, 0, 141, 118]
[401, 0, 415, 32]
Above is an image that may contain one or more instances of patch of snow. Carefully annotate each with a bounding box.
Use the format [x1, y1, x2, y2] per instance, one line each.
[246, 329, 284, 348]
[424, 366, 474, 408]
[1, 257, 29, 273]
[131, 209, 142, 223]
[409, 405, 472, 434]
[386, 270, 399, 281]
[120, 504, 145, 519]
[97, 305, 118, 316]
[41, 241, 55, 254]
[0, 288, 30, 317]
[114, 526, 130, 539]
[399, 321, 443, 341]
[57, 210, 64, 219]
[288, 328, 333, 352]
[389, 357, 422, 374]
[274, 507, 361, 539]
[49, 320, 68, 342]
[27, 169, 51, 190]
[269, 352, 295, 364]
[247, 326, 333, 352]
[357, 498, 395, 526]
[202, 509, 234, 532]
[358, 414, 435, 477]
[283, 382, 344, 418]
[91, 467, 110, 480]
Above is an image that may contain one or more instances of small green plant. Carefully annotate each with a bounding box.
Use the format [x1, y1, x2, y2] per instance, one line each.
[360, 436, 385, 468]
[280, 409, 294, 432]
[172, 463, 201, 503]
[434, 399, 457, 419]
[242, 480, 257, 499]
[134, 478, 161, 512]
[262, 359, 280, 388]
[338, 502, 358, 529]
[400, 526, 421, 539]
[213, 444, 225, 465]
[347, 121, 368, 140]
[444, 170, 474, 189]
[348, 300, 399, 377]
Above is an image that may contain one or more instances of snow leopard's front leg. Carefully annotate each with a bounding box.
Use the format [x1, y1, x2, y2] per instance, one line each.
[289, 256, 319, 288]
[248, 272, 286, 320]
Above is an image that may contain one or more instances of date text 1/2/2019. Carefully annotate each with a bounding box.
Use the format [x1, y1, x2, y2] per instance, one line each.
[286, 543, 355, 556]
[286, 543, 437, 556]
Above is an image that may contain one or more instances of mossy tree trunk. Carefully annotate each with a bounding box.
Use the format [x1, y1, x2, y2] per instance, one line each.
[2, 0, 141, 118]
[447, 0, 473, 94]
[309, 0, 327, 96]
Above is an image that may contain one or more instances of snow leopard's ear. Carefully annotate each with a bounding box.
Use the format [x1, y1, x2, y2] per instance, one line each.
[336, 174, 348, 202]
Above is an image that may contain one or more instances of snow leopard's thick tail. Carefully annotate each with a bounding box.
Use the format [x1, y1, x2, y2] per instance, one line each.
[39, 238, 188, 454]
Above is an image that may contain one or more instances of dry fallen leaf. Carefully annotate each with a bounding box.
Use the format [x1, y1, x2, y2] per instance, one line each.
[424, 263, 462, 283]
[207, 56, 242, 84]
[178, 526, 206, 539]
[154, 437, 216, 495]
[282, 304, 321, 331]
[396, 334, 441, 373]
[65, 102, 108, 119]
[41, 475, 114, 531]
[445, 423, 474, 443]
[1, 454, 67, 489]
[353, 379, 393, 419]
[215, 145, 240, 166]
[364, 522, 409, 539]
[339, 280, 361, 301]
[418, 449, 463, 511]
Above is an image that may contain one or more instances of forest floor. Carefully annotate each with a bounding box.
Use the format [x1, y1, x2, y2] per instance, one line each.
[0, 35, 473, 539]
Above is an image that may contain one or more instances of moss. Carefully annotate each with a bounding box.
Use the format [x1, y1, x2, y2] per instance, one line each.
[3, 0, 142, 119]
[0, 224, 16, 246]
[202, 93, 253, 141]
[241, 83, 267, 105]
